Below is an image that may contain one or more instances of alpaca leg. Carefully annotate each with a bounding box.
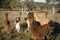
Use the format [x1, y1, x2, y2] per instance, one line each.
[16, 28, 20, 32]
[46, 34, 50, 40]
[38, 38, 42, 40]
[46, 36, 50, 40]
[34, 37, 42, 40]
[4, 26, 9, 34]
[4, 27, 8, 33]
[34, 38, 38, 40]
[17, 28, 20, 32]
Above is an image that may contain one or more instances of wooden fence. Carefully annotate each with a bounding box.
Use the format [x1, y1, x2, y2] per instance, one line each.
[0, 10, 60, 27]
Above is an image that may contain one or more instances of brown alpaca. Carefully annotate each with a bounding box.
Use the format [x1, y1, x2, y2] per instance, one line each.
[34, 12, 50, 25]
[3, 13, 10, 34]
[26, 12, 51, 40]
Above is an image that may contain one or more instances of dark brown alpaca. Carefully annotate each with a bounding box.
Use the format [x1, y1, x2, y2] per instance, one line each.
[26, 12, 51, 40]
[3, 13, 10, 34]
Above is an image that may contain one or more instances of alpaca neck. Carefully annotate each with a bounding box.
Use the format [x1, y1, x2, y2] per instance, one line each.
[5, 14, 8, 21]
[28, 19, 35, 30]
[4, 14, 9, 25]
[28, 19, 38, 35]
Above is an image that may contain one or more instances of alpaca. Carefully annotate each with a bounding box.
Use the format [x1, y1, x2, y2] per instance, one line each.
[34, 12, 50, 25]
[15, 17, 20, 32]
[26, 12, 51, 40]
[3, 13, 10, 34]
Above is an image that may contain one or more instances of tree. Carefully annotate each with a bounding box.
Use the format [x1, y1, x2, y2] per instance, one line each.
[0, 0, 12, 9]
[0, 0, 36, 10]
[0, 0, 5, 8]
[0, 0, 22, 9]
[10, 0, 22, 9]
[23, 0, 36, 11]
[45, 0, 60, 4]
[45, 0, 60, 14]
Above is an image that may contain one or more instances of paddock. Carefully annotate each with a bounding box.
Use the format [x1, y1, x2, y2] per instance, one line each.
[0, 11, 60, 40]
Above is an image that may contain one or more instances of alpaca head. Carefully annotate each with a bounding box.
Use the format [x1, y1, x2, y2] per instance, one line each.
[15, 17, 20, 23]
[25, 12, 34, 27]
[26, 12, 34, 22]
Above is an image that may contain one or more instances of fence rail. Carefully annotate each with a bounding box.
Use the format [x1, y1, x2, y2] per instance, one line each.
[0, 11, 60, 27]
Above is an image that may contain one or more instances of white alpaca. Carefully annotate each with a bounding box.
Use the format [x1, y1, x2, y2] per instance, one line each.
[15, 17, 20, 33]
[15, 22, 20, 32]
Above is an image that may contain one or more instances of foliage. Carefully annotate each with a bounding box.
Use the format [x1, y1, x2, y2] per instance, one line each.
[25, 2, 36, 11]
[0, 0, 12, 9]
[21, 0, 36, 11]
[0, 0, 36, 10]
[0, 28, 32, 40]
[45, 0, 60, 4]
[0, 0, 22, 9]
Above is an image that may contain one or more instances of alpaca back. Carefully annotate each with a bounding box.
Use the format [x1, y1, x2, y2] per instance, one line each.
[34, 13, 50, 25]
[38, 24, 51, 36]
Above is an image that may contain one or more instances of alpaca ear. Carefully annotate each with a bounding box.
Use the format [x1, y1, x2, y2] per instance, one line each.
[28, 12, 34, 16]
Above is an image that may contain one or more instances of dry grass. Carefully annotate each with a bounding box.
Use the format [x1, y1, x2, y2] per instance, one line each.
[0, 19, 60, 40]
[0, 26, 33, 40]
[0, 13, 60, 40]
[0, 23, 60, 40]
